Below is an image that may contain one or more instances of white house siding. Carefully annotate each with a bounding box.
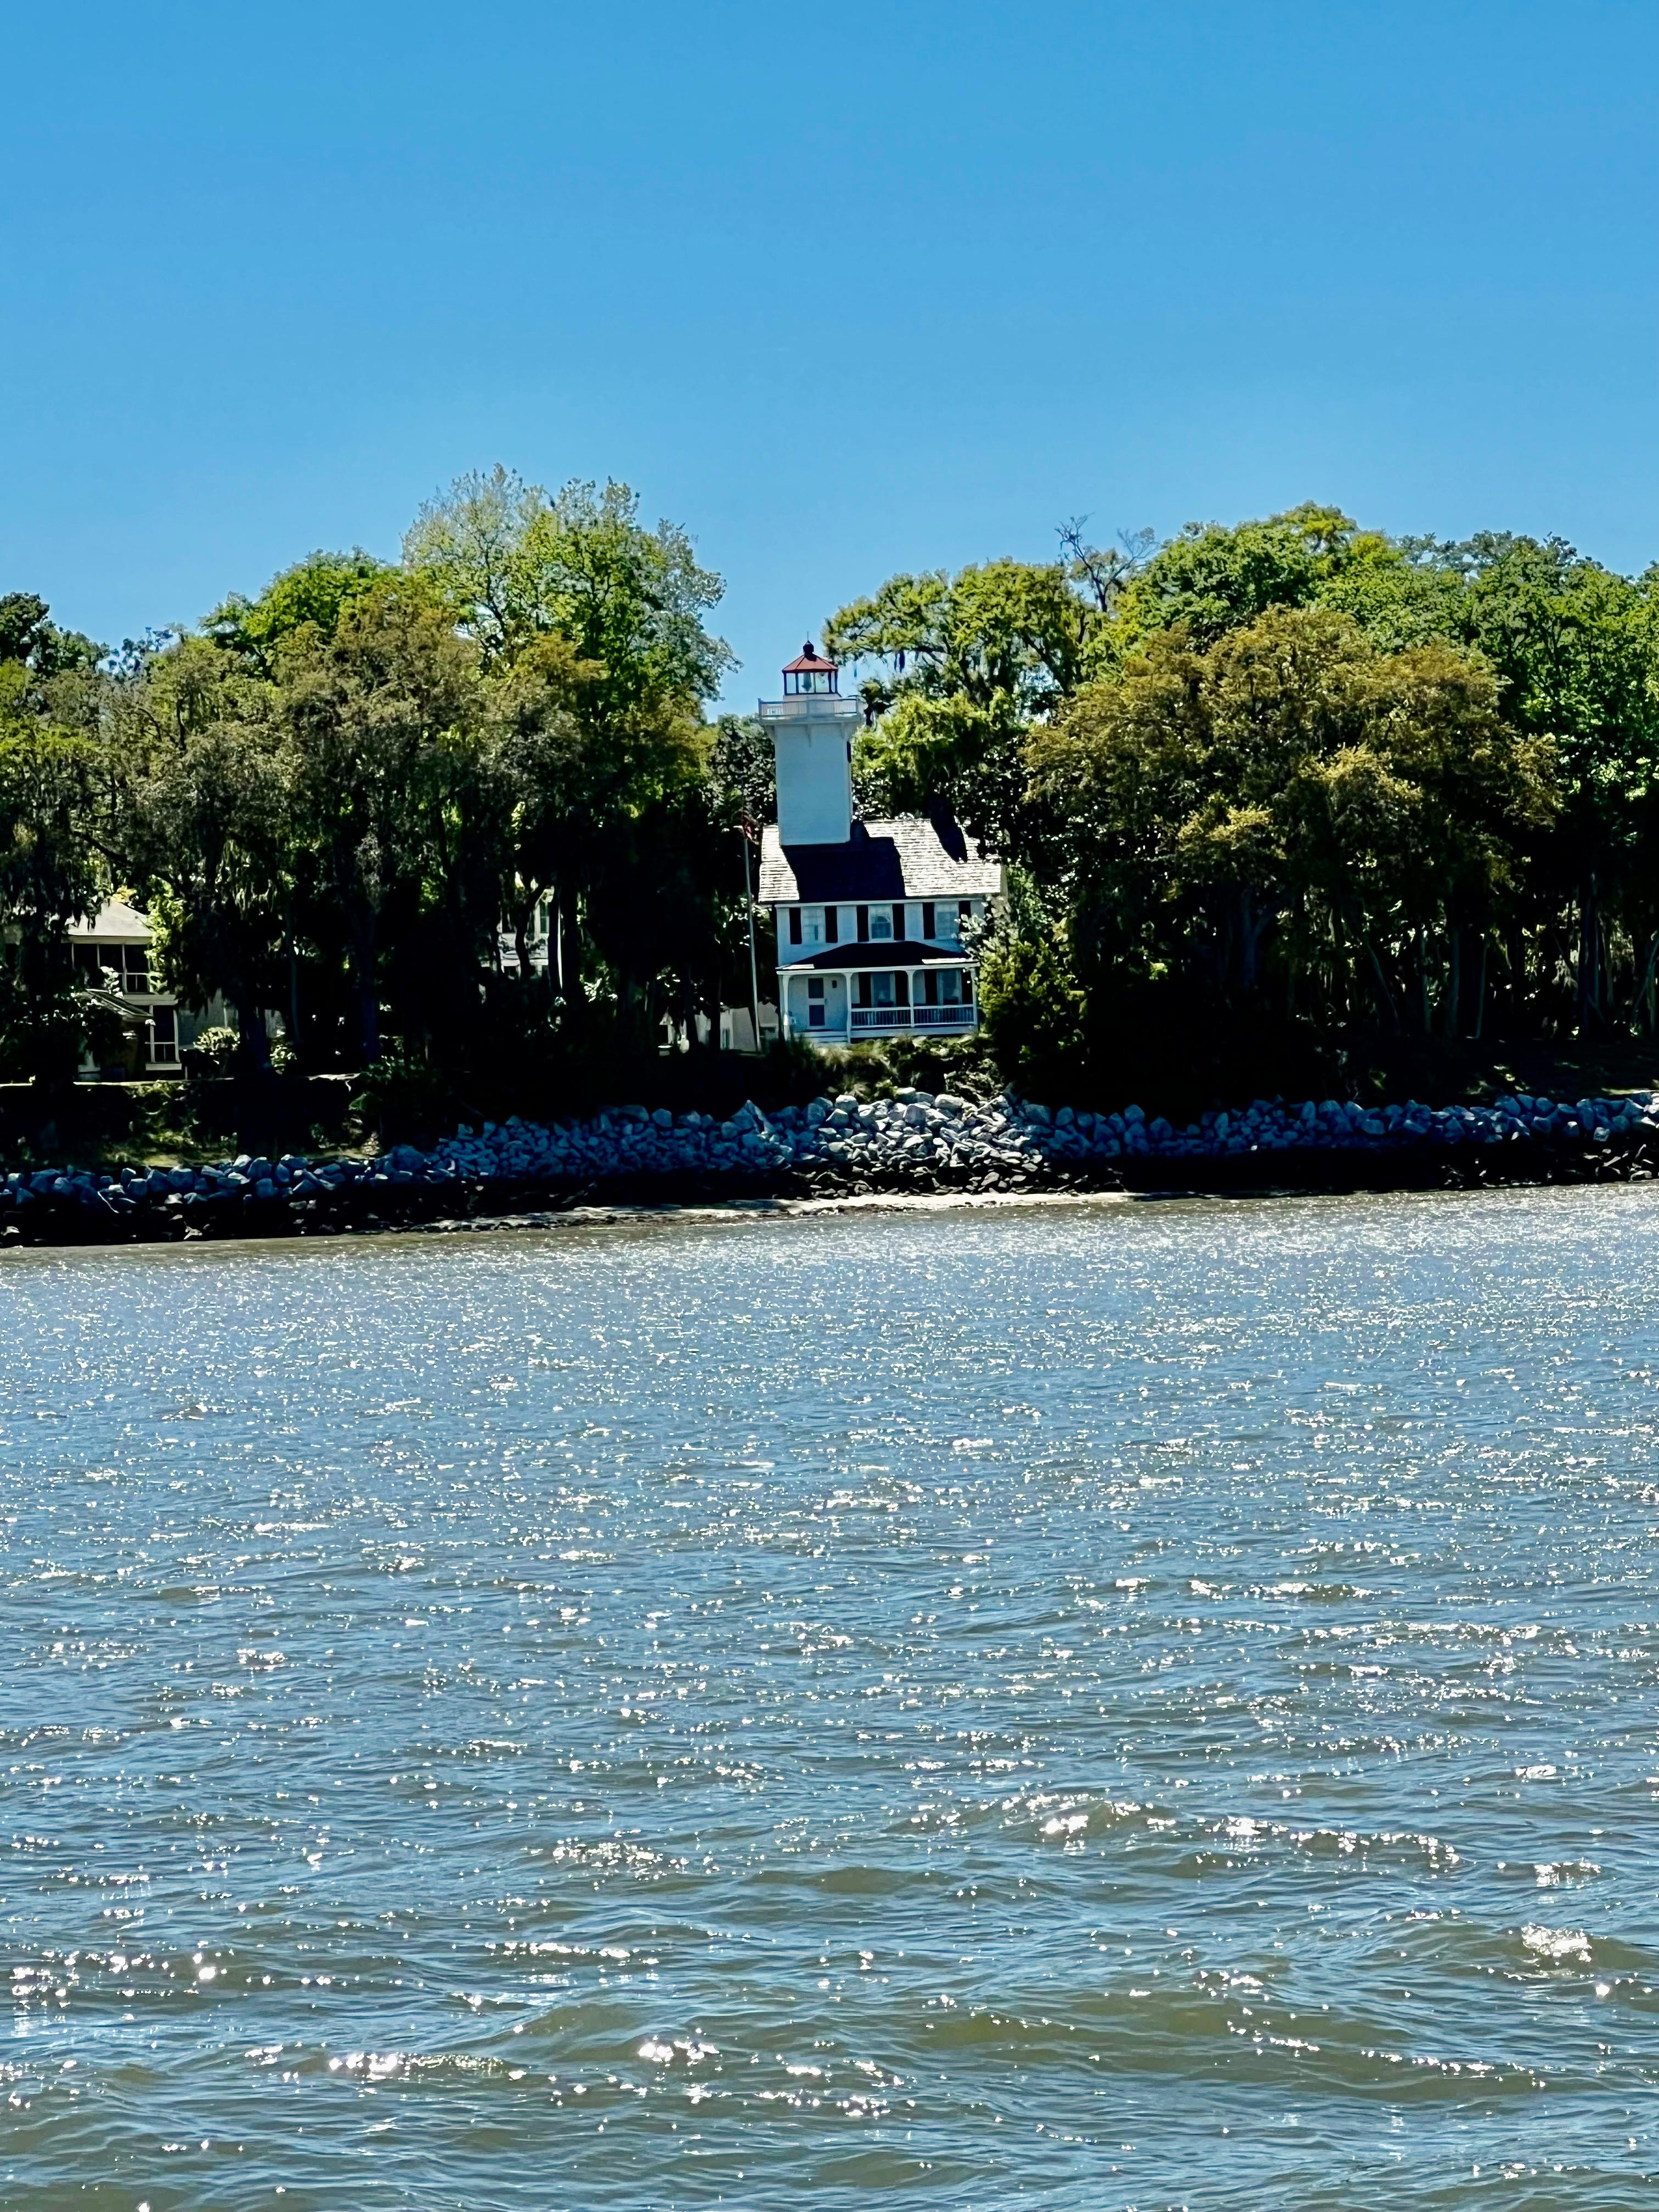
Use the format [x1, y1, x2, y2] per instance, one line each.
[66, 902, 226, 1079]
[760, 817, 1003, 1044]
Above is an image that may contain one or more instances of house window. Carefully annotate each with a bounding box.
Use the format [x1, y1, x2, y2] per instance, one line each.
[871, 911, 892, 940]
[806, 976, 826, 1029]
[148, 1006, 178, 1064]
[922, 902, 935, 939]
[825, 905, 839, 943]
[856, 905, 870, 941]
[788, 907, 802, 945]
[805, 907, 823, 944]
[869, 972, 909, 1008]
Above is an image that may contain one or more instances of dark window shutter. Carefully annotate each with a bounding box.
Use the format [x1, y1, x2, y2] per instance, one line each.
[788, 908, 802, 944]
[922, 902, 935, 938]
[825, 905, 839, 942]
[891, 903, 905, 939]
[856, 905, 870, 941]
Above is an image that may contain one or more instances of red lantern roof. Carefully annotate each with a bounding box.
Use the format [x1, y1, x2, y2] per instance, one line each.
[782, 640, 837, 675]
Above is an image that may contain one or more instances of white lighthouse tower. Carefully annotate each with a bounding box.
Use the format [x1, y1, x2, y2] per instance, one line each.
[761, 640, 857, 846]
[754, 637, 1006, 1045]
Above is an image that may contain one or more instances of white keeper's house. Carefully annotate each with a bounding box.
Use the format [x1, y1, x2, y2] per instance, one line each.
[756, 642, 1003, 1043]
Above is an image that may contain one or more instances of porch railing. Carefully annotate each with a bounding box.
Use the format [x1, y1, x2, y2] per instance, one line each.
[849, 1004, 975, 1031]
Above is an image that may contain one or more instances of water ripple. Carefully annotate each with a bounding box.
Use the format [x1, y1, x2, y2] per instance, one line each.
[3, 1186, 1658, 2206]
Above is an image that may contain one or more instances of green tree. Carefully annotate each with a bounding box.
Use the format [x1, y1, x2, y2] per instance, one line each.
[0, 661, 109, 1083]
[276, 573, 483, 1065]
[205, 550, 392, 675]
[583, 776, 747, 1042]
[111, 637, 293, 1069]
[481, 631, 711, 1006]
[1094, 504, 1471, 664]
[0, 592, 103, 680]
[974, 867, 1086, 1098]
[708, 712, 775, 826]
[409, 468, 737, 1014]
[1032, 606, 1555, 1042]
[1098, 504, 1360, 661]
[824, 558, 1090, 856]
[405, 469, 733, 704]
[1449, 534, 1659, 1031]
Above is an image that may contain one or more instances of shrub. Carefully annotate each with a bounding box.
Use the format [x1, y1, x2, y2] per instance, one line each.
[187, 1025, 242, 1076]
[975, 879, 1087, 1102]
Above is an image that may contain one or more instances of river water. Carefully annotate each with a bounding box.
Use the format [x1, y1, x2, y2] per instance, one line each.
[3, 1189, 1657, 2210]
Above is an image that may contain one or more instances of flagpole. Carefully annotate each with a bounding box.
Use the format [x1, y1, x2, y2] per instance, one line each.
[741, 822, 761, 1054]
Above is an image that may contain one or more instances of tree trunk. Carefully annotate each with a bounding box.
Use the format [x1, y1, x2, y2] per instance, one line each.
[559, 888, 582, 1007]
[1364, 939, 1399, 1032]
[1577, 877, 1600, 1036]
[1235, 888, 1271, 1001]
[347, 910, 379, 1066]
[1473, 931, 1488, 1040]
[1637, 932, 1659, 1035]
[232, 989, 273, 1073]
[1506, 921, 1527, 1030]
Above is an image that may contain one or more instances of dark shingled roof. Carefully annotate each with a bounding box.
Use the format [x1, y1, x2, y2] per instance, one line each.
[786, 940, 977, 971]
[758, 814, 1004, 905]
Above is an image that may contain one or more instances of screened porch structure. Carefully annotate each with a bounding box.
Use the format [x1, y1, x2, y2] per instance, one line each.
[781, 941, 977, 1040]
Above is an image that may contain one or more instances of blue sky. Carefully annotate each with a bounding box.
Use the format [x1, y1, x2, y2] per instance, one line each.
[4, 1, 1657, 707]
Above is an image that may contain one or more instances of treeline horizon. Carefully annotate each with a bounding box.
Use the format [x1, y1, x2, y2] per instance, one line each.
[4, 481, 1658, 1111]
[831, 502, 1659, 1101]
[0, 469, 768, 1102]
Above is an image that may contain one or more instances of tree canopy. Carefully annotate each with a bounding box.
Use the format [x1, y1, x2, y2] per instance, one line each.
[8, 487, 1659, 1114]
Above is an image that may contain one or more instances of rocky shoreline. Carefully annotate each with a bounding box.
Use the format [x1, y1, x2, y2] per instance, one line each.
[5, 1084, 1659, 1246]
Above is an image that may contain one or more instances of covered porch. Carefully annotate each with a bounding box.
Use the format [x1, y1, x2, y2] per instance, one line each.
[781, 947, 978, 1042]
